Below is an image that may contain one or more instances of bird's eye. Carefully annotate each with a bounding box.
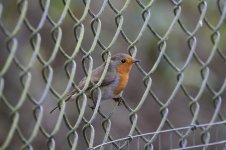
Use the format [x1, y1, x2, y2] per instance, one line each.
[121, 59, 126, 63]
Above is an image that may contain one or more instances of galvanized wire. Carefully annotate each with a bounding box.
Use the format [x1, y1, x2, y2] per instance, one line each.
[0, 0, 226, 150]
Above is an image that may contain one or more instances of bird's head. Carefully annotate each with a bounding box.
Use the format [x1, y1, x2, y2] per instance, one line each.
[111, 53, 140, 74]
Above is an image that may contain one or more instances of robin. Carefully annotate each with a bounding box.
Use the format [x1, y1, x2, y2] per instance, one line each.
[50, 53, 140, 113]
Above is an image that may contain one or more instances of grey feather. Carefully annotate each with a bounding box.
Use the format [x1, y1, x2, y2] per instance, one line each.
[78, 63, 117, 90]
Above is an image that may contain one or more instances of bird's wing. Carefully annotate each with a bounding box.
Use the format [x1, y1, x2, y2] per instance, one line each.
[50, 64, 116, 113]
[78, 64, 116, 90]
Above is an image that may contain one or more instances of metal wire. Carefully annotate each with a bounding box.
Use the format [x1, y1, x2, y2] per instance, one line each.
[91, 120, 226, 149]
[0, 0, 226, 150]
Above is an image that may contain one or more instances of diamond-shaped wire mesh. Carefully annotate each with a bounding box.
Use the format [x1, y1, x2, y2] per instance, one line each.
[0, 0, 226, 150]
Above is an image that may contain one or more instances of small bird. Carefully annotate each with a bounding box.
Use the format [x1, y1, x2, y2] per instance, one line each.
[50, 53, 140, 113]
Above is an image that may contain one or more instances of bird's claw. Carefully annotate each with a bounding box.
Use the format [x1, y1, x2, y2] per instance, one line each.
[89, 104, 101, 110]
[113, 97, 123, 106]
[89, 104, 95, 110]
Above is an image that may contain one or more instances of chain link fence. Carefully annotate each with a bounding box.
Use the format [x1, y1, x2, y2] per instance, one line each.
[0, 0, 226, 149]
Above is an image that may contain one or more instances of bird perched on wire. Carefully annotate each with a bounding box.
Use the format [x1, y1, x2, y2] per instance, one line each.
[50, 53, 140, 113]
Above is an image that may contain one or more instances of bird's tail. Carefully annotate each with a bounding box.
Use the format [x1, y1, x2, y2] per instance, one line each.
[49, 91, 76, 113]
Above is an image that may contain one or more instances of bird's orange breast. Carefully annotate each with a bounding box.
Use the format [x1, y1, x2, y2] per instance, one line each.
[113, 73, 129, 95]
[113, 63, 132, 95]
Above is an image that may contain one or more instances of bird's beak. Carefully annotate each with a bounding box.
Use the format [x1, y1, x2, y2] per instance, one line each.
[133, 59, 141, 63]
